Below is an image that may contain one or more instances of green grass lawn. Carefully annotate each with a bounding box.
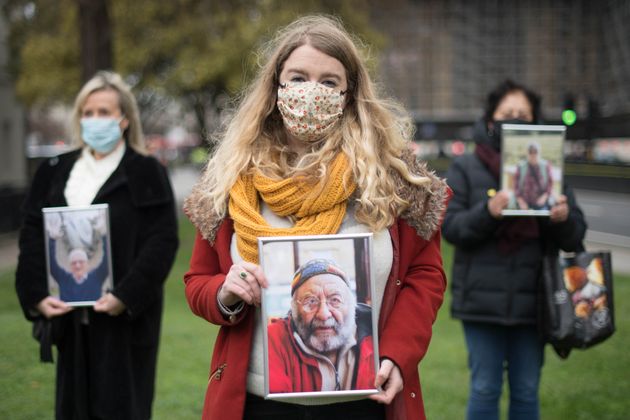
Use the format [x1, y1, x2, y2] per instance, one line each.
[1, 219, 628, 419]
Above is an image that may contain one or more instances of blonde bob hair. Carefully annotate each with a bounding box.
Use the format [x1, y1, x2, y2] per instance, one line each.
[202, 15, 429, 231]
[71, 71, 146, 154]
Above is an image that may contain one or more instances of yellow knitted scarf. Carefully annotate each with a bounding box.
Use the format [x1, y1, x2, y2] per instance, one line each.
[228, 153, 356, 263]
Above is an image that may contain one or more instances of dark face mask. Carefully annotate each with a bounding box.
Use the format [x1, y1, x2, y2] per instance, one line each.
[487, 118, 531, 150]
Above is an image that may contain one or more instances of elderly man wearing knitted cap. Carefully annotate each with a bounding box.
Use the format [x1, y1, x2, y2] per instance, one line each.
[267, 259, 375, 394]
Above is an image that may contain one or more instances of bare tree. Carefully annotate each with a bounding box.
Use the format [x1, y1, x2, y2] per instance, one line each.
[78, 0, 112, 82]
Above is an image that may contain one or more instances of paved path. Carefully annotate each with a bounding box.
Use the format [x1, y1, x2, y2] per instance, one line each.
[170, 164, 201, 207]
[0, 231, 18, 272]
[576, 188, 630, 275]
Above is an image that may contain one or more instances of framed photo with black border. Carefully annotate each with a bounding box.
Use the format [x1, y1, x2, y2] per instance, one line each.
[258, 233, 379, 400]
[500, 124, 566, 216]
[42, 204, 113, 306]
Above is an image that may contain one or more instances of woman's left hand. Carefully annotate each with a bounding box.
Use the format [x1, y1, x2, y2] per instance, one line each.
[550, 194, 569, 223]
[94, 293, 126, 316]
[369, 358, 404, 404]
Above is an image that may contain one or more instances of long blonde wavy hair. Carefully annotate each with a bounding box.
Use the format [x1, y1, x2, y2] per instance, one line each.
[71, 71, 147, 154]
[202, 15, 429, 231]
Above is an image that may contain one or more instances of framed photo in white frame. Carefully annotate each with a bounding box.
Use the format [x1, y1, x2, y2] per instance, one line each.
[42, 204, 113, 306]
[500, 124, 566, 216]
[258, 233, 379, 400]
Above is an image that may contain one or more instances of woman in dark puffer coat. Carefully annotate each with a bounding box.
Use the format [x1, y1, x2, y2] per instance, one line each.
[442, 79, 586, 420]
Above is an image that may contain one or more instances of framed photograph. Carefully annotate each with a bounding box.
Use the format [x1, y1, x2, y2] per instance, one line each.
[500, 124, 566, 216]
[258, 233, 379, 400]
[42, 204, 113, 306]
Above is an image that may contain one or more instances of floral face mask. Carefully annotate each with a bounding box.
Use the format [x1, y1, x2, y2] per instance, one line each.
[276, 81, 345, 142]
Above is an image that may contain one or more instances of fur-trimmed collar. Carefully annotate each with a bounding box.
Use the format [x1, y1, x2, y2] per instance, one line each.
[393, 150, 450, 240]
[183, 149, 450, 244]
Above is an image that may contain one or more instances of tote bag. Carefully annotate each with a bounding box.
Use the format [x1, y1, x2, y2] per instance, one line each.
[541, 251, 615, 358]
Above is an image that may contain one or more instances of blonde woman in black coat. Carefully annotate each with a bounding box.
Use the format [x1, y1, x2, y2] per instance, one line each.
[15, 71, 178, 420]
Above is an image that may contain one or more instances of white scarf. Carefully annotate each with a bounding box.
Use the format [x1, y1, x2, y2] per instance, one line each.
[64, 144, 125, 206]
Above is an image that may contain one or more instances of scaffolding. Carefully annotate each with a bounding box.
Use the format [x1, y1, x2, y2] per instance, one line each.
[369, 0, 629, 124]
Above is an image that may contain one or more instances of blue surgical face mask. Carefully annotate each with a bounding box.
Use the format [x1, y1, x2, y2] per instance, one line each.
[80, 117, 124, 154]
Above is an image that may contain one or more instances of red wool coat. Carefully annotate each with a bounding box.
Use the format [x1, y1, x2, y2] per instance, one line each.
[184, 217, 447, 420]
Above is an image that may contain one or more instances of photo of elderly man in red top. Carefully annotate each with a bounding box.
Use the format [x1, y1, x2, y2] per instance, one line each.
[267, 259, 375, 394]
[513, 141, 555, 210]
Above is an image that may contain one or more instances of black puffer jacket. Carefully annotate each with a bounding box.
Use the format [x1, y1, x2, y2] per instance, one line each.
[442, 126, 587, 326]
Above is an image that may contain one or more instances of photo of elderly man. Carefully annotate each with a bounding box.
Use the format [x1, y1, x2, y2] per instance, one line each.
[267, 259, 375, 394]
[45, 208, 110, 304]
[514, 141, 555, 210]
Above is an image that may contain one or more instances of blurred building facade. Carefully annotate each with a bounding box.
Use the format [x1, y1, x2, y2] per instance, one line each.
[369, 0, 630, 137]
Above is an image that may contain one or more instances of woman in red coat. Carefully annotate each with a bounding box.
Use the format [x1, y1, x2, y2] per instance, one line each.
[183, 15, 450, 420]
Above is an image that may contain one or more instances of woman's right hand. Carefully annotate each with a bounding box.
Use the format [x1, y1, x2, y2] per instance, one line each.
[36, 296, 72, 319]
[487, 190, 510, 219]
[218, 261, 268, 307]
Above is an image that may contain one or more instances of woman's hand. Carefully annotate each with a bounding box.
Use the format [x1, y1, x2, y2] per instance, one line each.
[488, 190, 510, 218]
[218, 261, 268, 307]
[550, 194, 569, 223]
[94, 293, 126, 316]
[36, 296, 73, 319]
[369, 358, 404, 404]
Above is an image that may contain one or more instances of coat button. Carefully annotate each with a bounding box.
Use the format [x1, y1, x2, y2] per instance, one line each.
[229, 314, 236, 323]
[410, 392, 416, 398]
[396, 279, 401, 286]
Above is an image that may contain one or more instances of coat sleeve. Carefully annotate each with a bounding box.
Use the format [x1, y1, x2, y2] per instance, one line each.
[183, 230, 249, 325]
[542, 184, 587, 252]
[379, 221, 447, 379]
[441, 157, 501, 248]
[111, 163, 179, 318]
[15, 159, 55, 321]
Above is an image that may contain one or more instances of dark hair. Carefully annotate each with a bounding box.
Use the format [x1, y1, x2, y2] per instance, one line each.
[483, 79, 542, 123]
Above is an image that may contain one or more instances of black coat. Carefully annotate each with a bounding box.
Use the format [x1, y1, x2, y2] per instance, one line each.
[15, 146, 179, 420]
[442, 151, 586, 326]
